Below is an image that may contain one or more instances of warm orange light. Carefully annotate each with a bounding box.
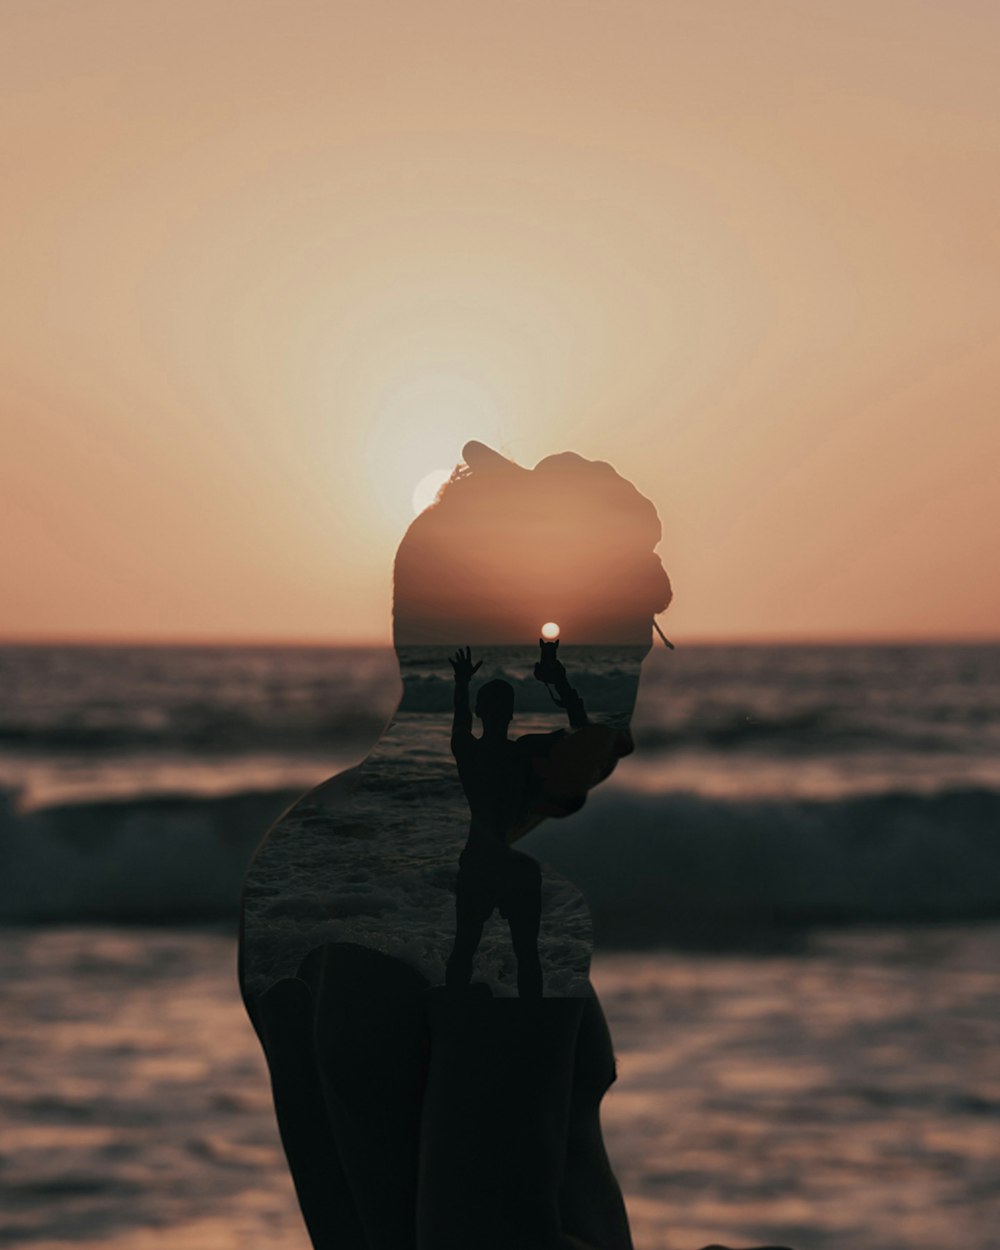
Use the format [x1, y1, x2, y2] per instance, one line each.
[411, 467, 451, 516]
[540, 621, 560, 641]
[4, 3, 996, 645]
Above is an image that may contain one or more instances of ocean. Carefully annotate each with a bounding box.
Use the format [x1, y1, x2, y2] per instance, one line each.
[1, 642, 998, 1248]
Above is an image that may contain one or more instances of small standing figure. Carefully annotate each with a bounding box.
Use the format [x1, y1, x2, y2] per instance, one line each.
[445, 642, 590, 998]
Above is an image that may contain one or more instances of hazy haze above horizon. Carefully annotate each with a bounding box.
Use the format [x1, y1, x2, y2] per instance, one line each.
[3, 1, 998, 644]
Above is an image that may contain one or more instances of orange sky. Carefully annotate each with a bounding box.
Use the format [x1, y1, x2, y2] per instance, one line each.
[3, 1, 998, 644]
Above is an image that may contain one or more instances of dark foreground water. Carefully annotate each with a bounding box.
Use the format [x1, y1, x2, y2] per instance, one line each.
[1, 925, 997, 1250]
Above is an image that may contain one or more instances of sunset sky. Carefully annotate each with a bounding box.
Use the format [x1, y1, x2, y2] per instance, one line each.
[3, 1, 998, 644]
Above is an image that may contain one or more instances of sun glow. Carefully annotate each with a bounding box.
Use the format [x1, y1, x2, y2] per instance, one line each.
[540, 621, 560, 641]
[412, 467, 452, 516]
[361, 369, 507, 530]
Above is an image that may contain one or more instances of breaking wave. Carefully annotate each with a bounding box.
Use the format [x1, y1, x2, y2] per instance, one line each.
[2, 783, 998, 935]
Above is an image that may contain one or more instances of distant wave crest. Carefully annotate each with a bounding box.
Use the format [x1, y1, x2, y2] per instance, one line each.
[0, 708, 385, 753]
[4, 696, 991, 756]
[523, 784, 1000, 941]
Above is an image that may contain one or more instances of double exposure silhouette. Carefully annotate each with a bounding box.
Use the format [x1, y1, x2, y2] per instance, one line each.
[446, 648, 545, 999]
[238, 441, 674, 1248]
[446, 638, 621, 999]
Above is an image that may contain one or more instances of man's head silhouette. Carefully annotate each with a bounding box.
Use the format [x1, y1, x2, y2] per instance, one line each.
[393, 442, 671, 649]
[474, 678, 515, 731]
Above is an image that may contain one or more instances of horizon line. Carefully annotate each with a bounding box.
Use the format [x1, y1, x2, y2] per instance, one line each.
[1, 631, 998, 649]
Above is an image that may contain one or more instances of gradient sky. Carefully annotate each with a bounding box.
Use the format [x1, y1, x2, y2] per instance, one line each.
[3, 1, 998, 644]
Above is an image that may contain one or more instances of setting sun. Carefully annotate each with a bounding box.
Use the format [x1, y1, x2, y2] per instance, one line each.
[540, 622, 560, 641]
[412, 467, 452, 516]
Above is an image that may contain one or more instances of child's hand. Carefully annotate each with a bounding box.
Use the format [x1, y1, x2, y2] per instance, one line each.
[449, 647, 482, 683]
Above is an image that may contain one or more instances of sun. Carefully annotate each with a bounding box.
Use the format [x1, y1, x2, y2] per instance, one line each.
[540, 621, 560, 641]
[411, 467, 452, 516]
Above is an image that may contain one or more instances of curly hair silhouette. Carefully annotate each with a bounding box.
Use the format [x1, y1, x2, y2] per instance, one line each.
[394, 441, 671, 646]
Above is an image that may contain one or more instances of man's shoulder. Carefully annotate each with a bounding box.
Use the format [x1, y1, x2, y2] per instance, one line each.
[513, 729, 567, 757]
[451, 727, 478, 758]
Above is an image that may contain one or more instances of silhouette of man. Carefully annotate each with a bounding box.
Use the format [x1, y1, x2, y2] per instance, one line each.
[446, 642, 590, 998]
[240, 443, 683, 1249]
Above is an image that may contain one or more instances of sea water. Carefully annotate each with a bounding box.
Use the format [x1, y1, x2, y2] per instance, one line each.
[1, 643, 998, 1247]
[1, 926, 996, 1250]
[3, 642, 998, 810]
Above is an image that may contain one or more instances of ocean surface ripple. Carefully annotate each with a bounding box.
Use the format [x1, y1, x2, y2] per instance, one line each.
[1, 926, 996, 1250]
